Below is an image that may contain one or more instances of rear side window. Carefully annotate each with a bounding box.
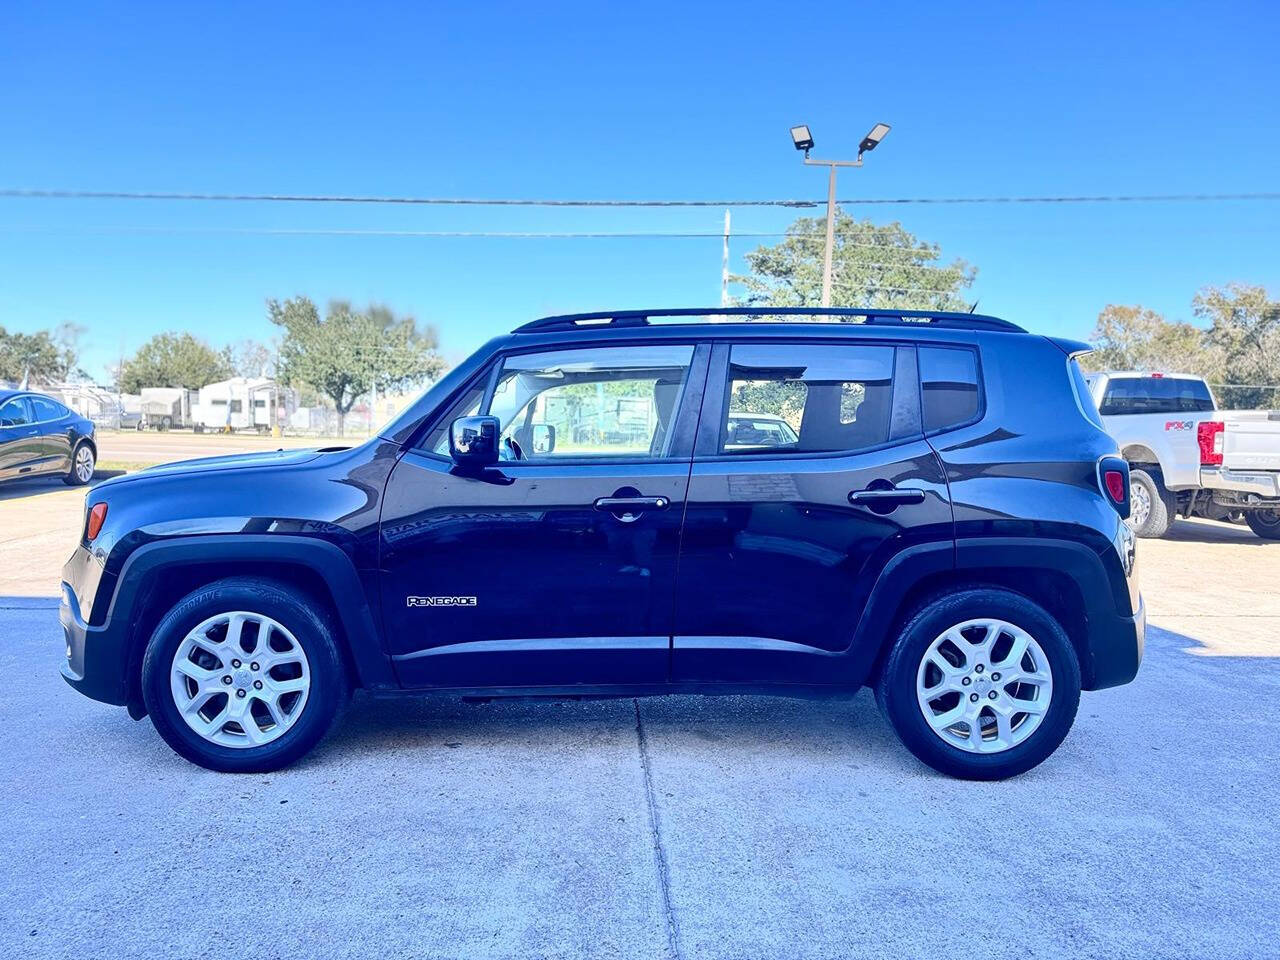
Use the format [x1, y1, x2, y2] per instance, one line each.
[30, 397, 66, 421]
[1098, 377, 1214, 416]
[719, 343, 895, 455]
[919, 347, 980, 433]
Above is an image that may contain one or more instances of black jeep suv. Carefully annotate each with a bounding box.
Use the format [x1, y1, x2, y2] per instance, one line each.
[60, 308, 1143, 779]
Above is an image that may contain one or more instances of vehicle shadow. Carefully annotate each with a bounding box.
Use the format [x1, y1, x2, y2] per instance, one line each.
[309, 686, 914, 772]
[1162, 516, 1267, 545]
[0, 470, 124, 503]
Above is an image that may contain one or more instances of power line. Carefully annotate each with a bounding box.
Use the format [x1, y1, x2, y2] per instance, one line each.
[3, 188, 1278, 207]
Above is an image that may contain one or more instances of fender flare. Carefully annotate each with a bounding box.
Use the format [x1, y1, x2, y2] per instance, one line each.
[107, 535, 396, 695]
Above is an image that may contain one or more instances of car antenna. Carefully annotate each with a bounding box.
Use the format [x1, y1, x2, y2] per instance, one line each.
[969, 300, 980, 314]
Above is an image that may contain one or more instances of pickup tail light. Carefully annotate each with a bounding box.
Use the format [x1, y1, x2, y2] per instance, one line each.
[1098, 456, 1130, 519]
[86, 502, 108, 541]
[1197, 421, 1224, 466]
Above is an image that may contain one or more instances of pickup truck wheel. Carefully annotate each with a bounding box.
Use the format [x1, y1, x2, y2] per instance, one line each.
[876, 588, 1081, 780]
[1245, 509, 1280, 541]
[142, 578, 346, 773]
[1128, 469, 1172, 538]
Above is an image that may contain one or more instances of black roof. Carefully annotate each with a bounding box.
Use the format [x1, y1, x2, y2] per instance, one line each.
[513, 307, 1024, 335]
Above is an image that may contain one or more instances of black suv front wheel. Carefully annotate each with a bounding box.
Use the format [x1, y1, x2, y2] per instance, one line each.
[141, 578, 347, 772]
[877, 588, 1082, 780]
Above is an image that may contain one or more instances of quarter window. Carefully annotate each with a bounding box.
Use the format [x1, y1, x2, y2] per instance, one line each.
[919, 347, 980, 433]
[485, 344, 695, 460]
[719, 344, 895, 455]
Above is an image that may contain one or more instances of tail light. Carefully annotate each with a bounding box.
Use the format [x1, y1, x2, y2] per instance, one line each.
[1197, 421, 1224, 466]
[86, 502, 108, 541]
[1098, 456, 1130, 519]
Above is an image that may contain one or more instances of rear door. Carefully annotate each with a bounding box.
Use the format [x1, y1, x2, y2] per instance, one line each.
[29, 396, 74, 472]
[671, 339, 952, 686]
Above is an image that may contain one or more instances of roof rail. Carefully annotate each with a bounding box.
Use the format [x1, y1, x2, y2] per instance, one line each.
[513, 307, 1024, 334]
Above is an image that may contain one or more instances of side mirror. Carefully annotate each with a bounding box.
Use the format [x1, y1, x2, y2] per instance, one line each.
[449, 415, 500, 468]
[530, 423, 556, 455]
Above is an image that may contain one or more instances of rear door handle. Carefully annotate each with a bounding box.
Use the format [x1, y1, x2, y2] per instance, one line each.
[594, 496, 670, 513]
[848, 488, 926, 506]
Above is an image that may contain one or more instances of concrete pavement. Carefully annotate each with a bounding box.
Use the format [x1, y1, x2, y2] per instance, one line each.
[2, 599, 1278, 960]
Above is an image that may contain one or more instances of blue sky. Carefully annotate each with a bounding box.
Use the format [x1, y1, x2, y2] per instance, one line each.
[1, 0, 1277, 381]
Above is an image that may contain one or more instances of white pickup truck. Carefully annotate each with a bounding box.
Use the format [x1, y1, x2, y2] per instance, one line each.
[1085, 371, 1280, 540]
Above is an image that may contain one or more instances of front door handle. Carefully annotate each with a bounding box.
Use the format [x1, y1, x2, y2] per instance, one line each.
[594, 496, 670, 513]
[848, 487, 926, 507]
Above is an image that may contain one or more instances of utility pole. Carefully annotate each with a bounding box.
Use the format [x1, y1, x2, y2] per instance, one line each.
[789, 123, 892, 308]
[721, 209, 732, 307]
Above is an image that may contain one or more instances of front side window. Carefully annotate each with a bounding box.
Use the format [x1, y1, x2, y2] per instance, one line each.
[919, 346, 981, 433]
[486, 344, 695, 460]
[720, 343, 895, 455]
[0, 398, 32, 427]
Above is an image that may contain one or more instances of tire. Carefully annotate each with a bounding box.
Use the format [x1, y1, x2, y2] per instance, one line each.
[64, 441, 95, 486]
[141, 577, 347, 772]
[1128, 469, 1172, 538]
[875, 587, 1082, 780]
[1245, 509, 1280, 541]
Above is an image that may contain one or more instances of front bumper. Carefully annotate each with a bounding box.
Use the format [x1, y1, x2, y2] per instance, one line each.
[60, 580, 130, 706]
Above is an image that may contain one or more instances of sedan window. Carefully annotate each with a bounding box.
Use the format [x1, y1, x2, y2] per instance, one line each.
[0, 398, 33, 427]
[30, 396, 67, 422]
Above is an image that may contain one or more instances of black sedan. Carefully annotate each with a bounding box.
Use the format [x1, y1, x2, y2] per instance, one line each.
[0, 389, 97, 485]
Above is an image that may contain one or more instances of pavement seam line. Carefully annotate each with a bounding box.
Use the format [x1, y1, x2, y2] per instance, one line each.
[634, 698, 683, 960]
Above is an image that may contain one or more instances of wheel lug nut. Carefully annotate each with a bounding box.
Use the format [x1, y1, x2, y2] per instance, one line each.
[235, 689, 246, 699]
[222, 675, 232, 685]
[254, 680, 263, 690]
[250, 662, 260, 671]
[231, 659, 242, 668]
[969, 693, 979, 702]
[975, 664, 984, 673]
[988, 691, 998, 699]
[991, 672, 1001, 681]
[962, 677, 971, 686]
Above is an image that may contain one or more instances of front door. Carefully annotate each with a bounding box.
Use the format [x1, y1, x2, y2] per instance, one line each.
[672, 339, 953, 686]
[0, 397, 41, 479]
[380, 341, 708, 689]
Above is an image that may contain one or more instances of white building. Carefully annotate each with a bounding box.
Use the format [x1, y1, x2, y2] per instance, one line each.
[192, 377, 296, 432]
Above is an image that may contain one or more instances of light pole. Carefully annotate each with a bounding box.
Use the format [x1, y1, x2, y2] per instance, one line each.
[789, 122, 891, 307]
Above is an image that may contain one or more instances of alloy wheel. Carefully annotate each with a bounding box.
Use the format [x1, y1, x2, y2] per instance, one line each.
[916, 618, 1054, 754]
[75, 445, 95, 483]
[1128, 478, 1151, 531]
[169, 611, 311, 748]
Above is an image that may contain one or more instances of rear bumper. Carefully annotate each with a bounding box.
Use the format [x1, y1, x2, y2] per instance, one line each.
[1201, 467, 1280, 500]
[59, 580, 130, 706]
[1087, 592, 1144, 690]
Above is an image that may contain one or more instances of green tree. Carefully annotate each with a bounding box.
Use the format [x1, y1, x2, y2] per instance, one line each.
[118, 332, 232, 393]
[270, 297, 446, 435]
[731, 213, 976, 311]
[1194, 283, 1280, 408]
[0, 326, 62, 385]
[1083, 305, 1220, 377]
[228, 338, 275, 378]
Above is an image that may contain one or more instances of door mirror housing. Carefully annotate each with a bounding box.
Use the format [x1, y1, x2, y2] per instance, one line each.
[449, 415, 500, 467]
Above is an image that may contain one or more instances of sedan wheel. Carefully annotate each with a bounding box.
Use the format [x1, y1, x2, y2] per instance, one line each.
[65, 443, 95, 486]
[169, 611, 312, 748]
[915, 617, 1054, 754]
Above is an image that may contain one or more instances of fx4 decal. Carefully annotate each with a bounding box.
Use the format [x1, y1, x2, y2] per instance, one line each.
[407, 596, 478, 608]
[1164, 420, 1194, 431]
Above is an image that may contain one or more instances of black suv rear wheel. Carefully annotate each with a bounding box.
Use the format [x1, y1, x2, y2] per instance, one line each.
[141, 577, 347, 772]
[876, 587, 1081, 780]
